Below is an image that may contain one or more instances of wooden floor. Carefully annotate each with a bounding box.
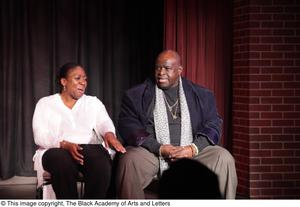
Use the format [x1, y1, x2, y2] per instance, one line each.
[0, 176, 158, 199]
[0, 176, 37, 199]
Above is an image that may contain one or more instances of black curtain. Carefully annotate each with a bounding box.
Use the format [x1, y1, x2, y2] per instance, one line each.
[0, 0, 163, 179]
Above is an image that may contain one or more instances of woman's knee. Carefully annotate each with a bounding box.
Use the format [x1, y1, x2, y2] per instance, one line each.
[42, 148, 75, 171]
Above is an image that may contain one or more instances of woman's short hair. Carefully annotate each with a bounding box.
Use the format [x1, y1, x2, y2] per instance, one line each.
[56, 63, 84, 92]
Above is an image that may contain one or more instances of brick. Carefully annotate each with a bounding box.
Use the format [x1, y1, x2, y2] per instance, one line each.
[250, 104, 272, 111]
[249, 59, 271, 66]
[273, 181, 295, 188]
[250, 150, 272, 157]
[273, 45, 294, 51]
[248, 5, 261, 13]
[233, 89, 249, 96]
[250, 135, 271, 141]
[238, 177, 250, 188]
[273, 29, 295, 36]
[272, 119, 294, 126]
[272, 134, 294, 141]
[249, 44, 271, 51]
[262, 6, 284, 13]
[284, 82, 300, 88]
[250, 181, 272, 188]
[284, 112, 300, 119]
[285, 21, 300, 28]
[261, 112, 282, 119]
[261, 127, 282, 134]
[250, 127, 260, 133]
[261, 37, 283, 44]
[234, 140, 249, 149]
[284, 157, 300, 164]
[284, 143, 300, 149]
[284, 127, 300, 133]
[250, 0, 272, 5]
[272, 60, 294, 66]
[261, 52, 283, 59]
[250, 90, 271, 96]
[250, 158, 261, 164]
[261, 82, 283, 89]
[250, 173, 260, 180]
[285, 37, 300, 44]
[272, 105, 294, 111]
[273, 0, 295, 5]
[250, 165, 271, 172]
[260, 142, 283, 149]
[233, 126, 249, 133]
[249, 13, 272, 20]
[283, 188, 300, 196]
[261, 97, 282, 104]
[261, 67, 282, 74]
[272, 75, 294, 81]
[284, 67, 300, 73]
[261, 173, 283, 180]
[284, 97, 300, 104]
[249, 119, 271, 126]
[272, 165, 294, 172]
[260, 189, 283, 196]
[261, 158, 283, 164]
[250, 142, 260, 149]
[285, 52, 300, 59]
[272, 150, 294, 157]
[249, 75, 271, 81]
[272, 90, 294, 96]
[250, 189, 261, 197]
[261, 21, 283, 28]
[283, 173, 300, 180]
[285, 6, 300, 13]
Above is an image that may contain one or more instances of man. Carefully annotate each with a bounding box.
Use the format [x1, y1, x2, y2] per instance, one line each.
[116, 50, 237, 199]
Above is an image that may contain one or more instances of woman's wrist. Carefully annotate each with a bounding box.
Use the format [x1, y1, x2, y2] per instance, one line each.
[60, 140, 67, 149]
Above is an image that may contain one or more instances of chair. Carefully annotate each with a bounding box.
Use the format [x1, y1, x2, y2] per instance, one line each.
[36, 171, 85, 199]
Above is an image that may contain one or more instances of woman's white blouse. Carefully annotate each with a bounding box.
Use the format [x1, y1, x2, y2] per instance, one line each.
[33, 93, 115, 148]
[32, 94, 116, 189]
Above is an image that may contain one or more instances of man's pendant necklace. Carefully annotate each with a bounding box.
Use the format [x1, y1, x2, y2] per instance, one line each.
[163, 93, 179, 119]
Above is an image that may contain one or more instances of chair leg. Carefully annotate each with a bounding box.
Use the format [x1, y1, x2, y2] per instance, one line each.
[79, 181, 84, 198]
[36, 186, 43, 199]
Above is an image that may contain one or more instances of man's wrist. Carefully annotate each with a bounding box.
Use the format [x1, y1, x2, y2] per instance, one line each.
[190, 143, 199, 157]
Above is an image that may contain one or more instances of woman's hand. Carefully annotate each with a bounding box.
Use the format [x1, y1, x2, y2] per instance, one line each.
[60, 140, 84, 165]
[103, 132, 126, 153]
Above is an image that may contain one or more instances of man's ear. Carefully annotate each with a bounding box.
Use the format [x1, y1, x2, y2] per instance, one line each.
[178, 66, 183, 75]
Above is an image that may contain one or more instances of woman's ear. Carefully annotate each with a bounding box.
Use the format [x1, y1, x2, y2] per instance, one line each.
[60, 78, 67, 88]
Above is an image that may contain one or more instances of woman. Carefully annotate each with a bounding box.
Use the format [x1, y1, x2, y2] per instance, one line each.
[32, 63, 126, 199]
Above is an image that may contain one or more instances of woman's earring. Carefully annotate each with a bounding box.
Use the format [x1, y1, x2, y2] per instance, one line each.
[63, 85, 66, 91]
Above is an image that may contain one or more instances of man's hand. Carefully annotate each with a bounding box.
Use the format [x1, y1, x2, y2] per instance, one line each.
[168, 145, 193, 161]
[159, 144, 177, 161]
[160, 145, 193, 162]
[103, 132, 126, 153]
[60, 140, 84, 165]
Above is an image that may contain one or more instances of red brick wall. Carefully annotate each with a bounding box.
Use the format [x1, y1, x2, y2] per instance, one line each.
[233, 0, 300, 198]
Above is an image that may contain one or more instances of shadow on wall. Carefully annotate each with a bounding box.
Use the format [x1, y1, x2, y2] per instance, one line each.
[159, 158, 222, 199]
